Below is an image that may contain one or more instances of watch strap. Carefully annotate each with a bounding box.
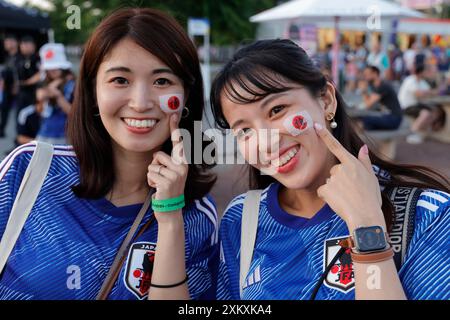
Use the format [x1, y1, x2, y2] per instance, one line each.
[339, 237, 394, 264]
[339, 237, 354, 249]
[340, 231, 389, 252]
[350, 247, 394, 264]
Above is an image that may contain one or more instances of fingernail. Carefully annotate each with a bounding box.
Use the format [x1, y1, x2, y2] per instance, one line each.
[362, 144, 369, 155]
[172, 113, 178, 122]
[314, 123, 323, 130]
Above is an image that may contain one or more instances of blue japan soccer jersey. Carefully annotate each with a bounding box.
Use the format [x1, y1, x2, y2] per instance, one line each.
[217, 182, 449, 300]
[0, 143, 219, 300]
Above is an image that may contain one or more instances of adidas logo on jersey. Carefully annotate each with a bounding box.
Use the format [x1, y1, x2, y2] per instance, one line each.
[243, 265, 261, 289]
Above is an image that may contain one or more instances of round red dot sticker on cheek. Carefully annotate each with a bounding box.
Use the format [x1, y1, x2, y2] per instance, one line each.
[283, 111, 313, 136]
[168, 96, 180, 110]
[159, 93, 184, 113]
[292, 115, 307, 130]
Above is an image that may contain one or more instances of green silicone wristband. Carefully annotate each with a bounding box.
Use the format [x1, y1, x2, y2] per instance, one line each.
[152, 194, 185, 212]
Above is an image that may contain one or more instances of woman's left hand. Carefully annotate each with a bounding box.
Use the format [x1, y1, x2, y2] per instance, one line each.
[314, 123, 385, 233]
[147, 114, 188, 208]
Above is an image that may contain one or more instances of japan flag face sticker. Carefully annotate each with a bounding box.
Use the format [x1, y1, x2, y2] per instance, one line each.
[283, 111, 313, 136]
[159, 94, 184, 113]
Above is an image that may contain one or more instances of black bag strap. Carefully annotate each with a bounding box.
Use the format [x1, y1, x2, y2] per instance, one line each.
[384, 186, 423, 270]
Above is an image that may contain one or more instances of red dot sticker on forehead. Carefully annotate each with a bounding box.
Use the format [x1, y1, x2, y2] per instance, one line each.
[168, 96, 180, 110]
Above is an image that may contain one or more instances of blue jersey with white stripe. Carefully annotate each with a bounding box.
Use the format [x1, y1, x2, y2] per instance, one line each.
[0, 143, 219, 300]
[217, 182, 449, 300]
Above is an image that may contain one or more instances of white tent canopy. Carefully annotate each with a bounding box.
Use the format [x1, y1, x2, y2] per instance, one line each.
[250, 0, 425, 84]
[250, 0, 424, 22]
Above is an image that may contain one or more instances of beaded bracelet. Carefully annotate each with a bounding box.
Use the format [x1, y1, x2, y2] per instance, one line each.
[151, 194, 185, 212]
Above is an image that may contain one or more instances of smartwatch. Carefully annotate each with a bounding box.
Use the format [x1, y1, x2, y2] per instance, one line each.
[352, 226, 389, 253]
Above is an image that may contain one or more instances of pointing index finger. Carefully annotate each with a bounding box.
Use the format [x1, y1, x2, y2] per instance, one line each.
[170, 113, 182, 147]
[314, 122, 352, 163]
[169, 113, 187, 165]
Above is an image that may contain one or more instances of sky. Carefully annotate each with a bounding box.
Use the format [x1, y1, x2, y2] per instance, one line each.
[5, 0, 53, 10]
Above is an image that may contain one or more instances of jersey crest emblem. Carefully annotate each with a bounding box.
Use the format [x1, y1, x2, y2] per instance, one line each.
[124, 242, 156, 299]
[323, 236, 355, 293]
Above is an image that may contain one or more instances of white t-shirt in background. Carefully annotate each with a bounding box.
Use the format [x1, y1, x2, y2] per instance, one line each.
[398, 75, 431, 109]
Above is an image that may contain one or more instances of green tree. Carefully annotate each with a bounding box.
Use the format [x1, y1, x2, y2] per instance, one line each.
[27, 0, 277, 45]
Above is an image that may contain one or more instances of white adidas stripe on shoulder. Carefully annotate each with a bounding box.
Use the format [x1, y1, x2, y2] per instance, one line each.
[53, 150, 77, 157]
[223, 194, 246, 214]
[416, 200, 439, 212]
[416, 190, 449, 213]
[0, 143, 38, 182]
[223, 185, 272, 215]
[194, 198, 218, 245]
[18, 105, 36, 125]
[202, 197, 217, 222]
[0, 143, 76, 182]
[260, 184, 273, 201]
[52, 144, 75, 150]
[421, 190, 449, 204]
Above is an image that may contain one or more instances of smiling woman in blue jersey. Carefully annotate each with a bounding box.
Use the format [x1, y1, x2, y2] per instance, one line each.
[210, 39, 449, 300]
[0, 8, 218, 300]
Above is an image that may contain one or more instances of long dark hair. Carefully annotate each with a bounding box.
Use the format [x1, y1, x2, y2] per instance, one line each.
[210, 39, 449, 230]
[68, 8, 216, 204]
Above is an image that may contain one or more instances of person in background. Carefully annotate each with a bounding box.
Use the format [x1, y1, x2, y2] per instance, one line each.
[35, 43, 74, 144]
[16, 83, 45, 145]
[0, 34, 21, 138]
[403, 42, 418, 76]
[324, 43, 333, 72]
[354, 39, 368, 75]
[387, 44, 404, 82]
[398, 64, 443, 144]
[439, 71, 450, 96]
[0, 70, 3, 105]
[435, 43, 449, 74]
[359, 65, 402, 131]
[367, 41, 389, 79]
[16, 36, 40, 131]
[345, 52, 358, 93]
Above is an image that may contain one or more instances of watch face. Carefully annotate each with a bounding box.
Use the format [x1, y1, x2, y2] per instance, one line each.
[354, 226, 387, 252]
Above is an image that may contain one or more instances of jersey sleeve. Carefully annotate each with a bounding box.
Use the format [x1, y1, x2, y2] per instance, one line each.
[17, 108, 35, 137]
[184, 195, 220, 300]
[399, 189, 450, 300]
[217, 193, 246, 300]
[0, 143, 36, 238]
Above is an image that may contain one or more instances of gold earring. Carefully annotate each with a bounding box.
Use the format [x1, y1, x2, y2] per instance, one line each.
[181, 106, 190, 119]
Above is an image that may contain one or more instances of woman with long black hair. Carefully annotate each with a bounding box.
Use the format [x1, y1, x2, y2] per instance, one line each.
[210, 39, 449, 300]
[0, 8, 217, 300]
